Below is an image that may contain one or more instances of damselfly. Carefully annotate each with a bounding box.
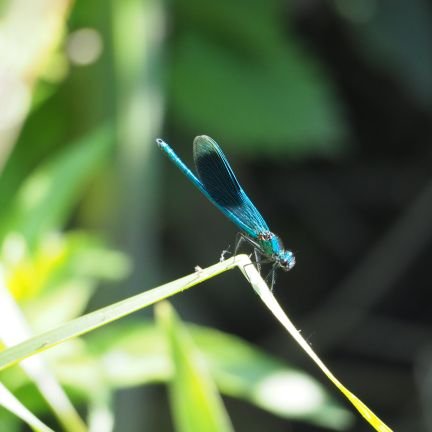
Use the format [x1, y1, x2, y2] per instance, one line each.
[156, 135, 295, 286]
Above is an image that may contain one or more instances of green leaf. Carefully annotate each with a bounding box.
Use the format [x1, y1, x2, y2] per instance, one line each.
[170, 1, 347, 156]
[156, 302, 234, 432]
[61, 320, 351, 430]
[190, 325, 353, 430]
[0, 124, 114, 248]
[19, 233, 130, 331]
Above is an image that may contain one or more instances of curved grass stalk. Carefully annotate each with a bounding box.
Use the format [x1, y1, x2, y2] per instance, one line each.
[0, 254, 393, 431]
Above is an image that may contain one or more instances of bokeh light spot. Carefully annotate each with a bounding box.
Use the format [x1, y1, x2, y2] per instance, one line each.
[66, 28, 103, 66]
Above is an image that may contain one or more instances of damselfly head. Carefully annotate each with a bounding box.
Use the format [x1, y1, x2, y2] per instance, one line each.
[278, 250, 296, 271]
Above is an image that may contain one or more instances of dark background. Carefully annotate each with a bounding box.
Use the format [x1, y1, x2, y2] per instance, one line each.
[158, 1, 432, 431]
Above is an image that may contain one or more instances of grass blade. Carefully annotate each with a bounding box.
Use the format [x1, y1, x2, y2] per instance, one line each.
[0, 257, 240, 371]
[0, 382, 55, 432]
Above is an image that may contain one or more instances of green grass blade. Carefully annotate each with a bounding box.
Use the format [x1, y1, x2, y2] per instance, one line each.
[0, 257, 239, 371]
[0, 267, 87, 432]
[0, 382, 55, 432]
[238, 258, 394, 432]
[0, 254, 393, 431]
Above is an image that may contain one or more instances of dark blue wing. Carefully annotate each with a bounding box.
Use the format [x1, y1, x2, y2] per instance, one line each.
[193, 135, 269, 238]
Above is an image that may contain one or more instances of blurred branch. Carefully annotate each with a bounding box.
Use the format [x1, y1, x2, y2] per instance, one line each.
[345, 315, 432, 363]
[111, 0, 164, 288]
[0, 0, 73, 171]
[106, 5, 166, 429]
[415, 348, 432, 431]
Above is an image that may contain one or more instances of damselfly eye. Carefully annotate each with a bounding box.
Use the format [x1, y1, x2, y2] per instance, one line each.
[279, 252, 295, 271]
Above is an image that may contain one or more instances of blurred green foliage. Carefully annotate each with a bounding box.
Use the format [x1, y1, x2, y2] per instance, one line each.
[169, 0, 347, 156]
[0, 126, 113, 249]
[0, 0, 352, 426]
[3, 0, 428, 430]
